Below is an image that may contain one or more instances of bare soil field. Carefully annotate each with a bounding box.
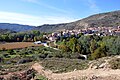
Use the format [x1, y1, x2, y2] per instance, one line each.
[0, 42, 42, 50]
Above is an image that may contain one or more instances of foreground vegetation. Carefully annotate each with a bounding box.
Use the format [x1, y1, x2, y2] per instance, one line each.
[41, 58, 88, 73]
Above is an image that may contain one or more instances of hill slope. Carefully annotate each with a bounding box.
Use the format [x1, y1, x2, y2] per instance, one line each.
[0, 10, 120, 32]
[36, 10, 120, 32]
[0, 29, 16, 34]
[0, 23, 35, 32]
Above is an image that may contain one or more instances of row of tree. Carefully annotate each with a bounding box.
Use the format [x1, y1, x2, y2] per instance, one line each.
[0, 30, 47, 42]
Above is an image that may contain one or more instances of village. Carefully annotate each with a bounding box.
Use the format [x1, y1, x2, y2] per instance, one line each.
[45, 26, 120, 42]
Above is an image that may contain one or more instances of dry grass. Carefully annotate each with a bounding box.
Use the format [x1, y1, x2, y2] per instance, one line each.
[0, 42, 42, 50]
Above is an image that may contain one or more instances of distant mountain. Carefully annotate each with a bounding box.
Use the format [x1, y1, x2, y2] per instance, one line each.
[0, 23, 35, 32]
[36, 10, 120, 32]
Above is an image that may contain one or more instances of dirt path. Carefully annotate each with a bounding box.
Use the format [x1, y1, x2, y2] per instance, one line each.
[32, 63, 120, 80]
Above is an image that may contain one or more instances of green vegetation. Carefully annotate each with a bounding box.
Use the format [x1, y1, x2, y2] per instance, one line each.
[35, 74, 48, 80]
[0, 45, 89, 74]
[0, 29, 120, 60]
[57, 35, 120, 60]
[0, 46, 88, 65]
[0, 30, 47, 42]
[41, 58, 88, 73]
[0, 62, 34, 75]
[0, 30, 120, 78]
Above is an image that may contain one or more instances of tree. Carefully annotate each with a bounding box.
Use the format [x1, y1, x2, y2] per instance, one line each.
[58, 44, 70, 52]
[76, 44, 81, 53]
[8, 35, 14, 42]
[78, 35, 91, 55]
[90, 39, 98, 54]
[67, 38, 77, 52]
[3, 35, 9, 41]
[23, 35, 28, 42]
[104, 36, 120, 55]
[91, 44, 107, 60]
[32, 30, 40, 36]
[34, 36, 37, 42]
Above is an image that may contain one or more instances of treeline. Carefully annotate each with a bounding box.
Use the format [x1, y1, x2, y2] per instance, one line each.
[57, 35, 120, 59]
[0, 30, 47, 42]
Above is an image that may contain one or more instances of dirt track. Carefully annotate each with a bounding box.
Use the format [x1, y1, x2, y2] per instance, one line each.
[32, 63, 120, 80]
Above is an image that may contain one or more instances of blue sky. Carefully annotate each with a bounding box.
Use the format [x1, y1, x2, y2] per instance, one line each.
[0, 0, 120, 26]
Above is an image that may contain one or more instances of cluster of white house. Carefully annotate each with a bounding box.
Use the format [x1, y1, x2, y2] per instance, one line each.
[45, 26, 120, 42]
[34, 26, 120, 43]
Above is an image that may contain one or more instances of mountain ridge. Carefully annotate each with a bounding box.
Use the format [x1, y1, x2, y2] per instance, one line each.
[35, 10, 120, 32]
[0, 23, 35, 32]
[0, 10, 120, 32]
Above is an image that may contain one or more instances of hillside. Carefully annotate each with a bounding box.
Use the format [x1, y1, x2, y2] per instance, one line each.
[0, 29, 16, 34]
[0, 10, 120, 32]
[0, 23, 35, 32]
[1, 56, 120, 80]
[36, 10, 120, 32]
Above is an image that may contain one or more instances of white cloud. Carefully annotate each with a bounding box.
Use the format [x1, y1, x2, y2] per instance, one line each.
[22, 0, 37, 3]
[0, 11, 76, 26]
[88, 0, 100, 12]
[83, 0, 101, 13]
[22, 0, 69, 14]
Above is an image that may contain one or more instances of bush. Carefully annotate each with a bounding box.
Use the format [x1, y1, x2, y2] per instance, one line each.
[109, 58, 120, 69]
[90, 46, 107, 60]
[39, 53, 48, 59]
[17, 58, 33, 64]
[58, 44, 70, 52]
[41, 58, 89, 73]
[7, 49, 15, 55]
[53, 52, 63, 58]
[3, 53, 10, 58]
[35, 75, 47, 80]
[0, 56, 4, 63]
[9, 74, 20, 80]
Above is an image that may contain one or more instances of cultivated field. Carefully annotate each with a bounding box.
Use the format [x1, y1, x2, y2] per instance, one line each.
[0, 42, 42, 50]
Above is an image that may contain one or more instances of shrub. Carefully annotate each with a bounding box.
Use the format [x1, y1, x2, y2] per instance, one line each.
[109, 58, 120, 69]
[90, 46, 107, 60]
[0, 57, 4, 63]
[9, 75, 20, 80]
[54, 52, 63, 58]
[3, 53, 10, 58]
[17, 58, 33, 64]
[7, 49, 14, 55]
[41, 58, 89, 73]
[39, 53, 48, 59]
[58, 44, 70, 52]
[35, 75, 47, 80]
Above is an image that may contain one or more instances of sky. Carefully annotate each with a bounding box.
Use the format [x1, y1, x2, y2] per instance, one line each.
[0, 0, 120, 26]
